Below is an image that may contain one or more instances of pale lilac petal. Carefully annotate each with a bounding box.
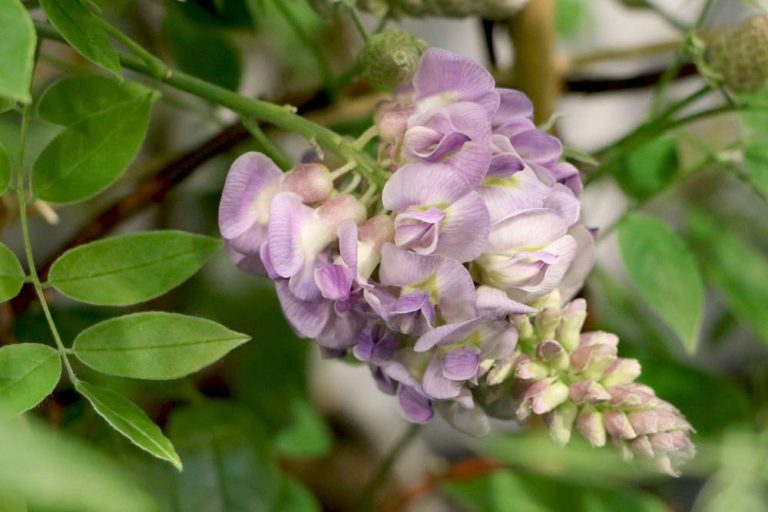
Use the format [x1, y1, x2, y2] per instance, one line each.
[275, 280, 331, 339]
[260, 243, 277, 279]
[379, 243, 442, 287]
[544, 184, 581, 227]
[315, 263, 353, 301]
[354, 324, 398, 363]
[495, 88, 534, 122]
[228, 223, 267, 254]
[559, 224, 595, 301]
[434, 258, 478, 322]
[476, 286, 536, 317]
[289, 260, 322, 301]
[394, 207, 445, 255]
[517, 235, 577, 296]
[316, 309, 362, 349]
[487, 209, 569, 252]
[268, 192, 312, 278]
[413, 48, 500, 115]
[219, 152, 283, 240]
[510, 129, 563, 166]
[337, 219, 358, 272]
[437, 192, 490, 262]
[414, 317, 485, 352]
[371, 366, 399, 395]
[383, 163, 476, 212]
[443, 348, 480, 380]
[398, 386, 434, 423]
[422, 358, 463, 399]
[480, 323, 519, 360]
[480, 168, 551, 223]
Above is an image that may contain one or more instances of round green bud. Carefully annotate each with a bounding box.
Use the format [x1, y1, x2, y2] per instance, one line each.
[708, 15, 768, 93]
[361, 31, 425, 90]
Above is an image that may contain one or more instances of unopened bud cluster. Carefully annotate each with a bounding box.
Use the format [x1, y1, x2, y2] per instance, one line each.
[708, 14, 768, 93]
[219, 47, 694, 476]
[480, 293, 695, 475]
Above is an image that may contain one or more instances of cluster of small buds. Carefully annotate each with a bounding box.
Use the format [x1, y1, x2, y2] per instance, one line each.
[707, 14, 768, 93]
[355, 0, 529, 19]
[480, 292, 696, 476]
[219, 48, 693, 475]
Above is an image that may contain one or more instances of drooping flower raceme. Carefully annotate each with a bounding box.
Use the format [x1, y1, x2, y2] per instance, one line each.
[219, 48, 694, 475]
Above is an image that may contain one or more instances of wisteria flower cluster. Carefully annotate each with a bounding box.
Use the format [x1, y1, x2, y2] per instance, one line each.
[220, 48, 694, 474]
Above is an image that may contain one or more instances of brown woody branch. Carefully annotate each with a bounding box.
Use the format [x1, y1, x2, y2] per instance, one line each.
[379, 458, 505, 512]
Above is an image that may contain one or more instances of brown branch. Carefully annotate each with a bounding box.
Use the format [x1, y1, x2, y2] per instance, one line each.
[379, 458, 505, 512]
[10, 123, 250, 314]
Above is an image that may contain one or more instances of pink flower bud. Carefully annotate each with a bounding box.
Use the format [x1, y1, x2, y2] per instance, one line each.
[547, 401, 578, 446]
[537, 340, 569, 371]
[318, 194, 367, 231]
[603, 411, 637, 440]
[534, 307, 560, 340]
[531, 380, 570, 415]
[515, 356, 549, 380]
[577, 407, 606, 447]
[557, 298, 587, 351]
[375, 101, 415, 143]
[282, 163, 333, 204]
[569, 379, 610, 405]
[601, 358, 642, 387]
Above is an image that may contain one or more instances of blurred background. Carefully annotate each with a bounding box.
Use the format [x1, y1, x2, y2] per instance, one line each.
[3, 0, 768, 510]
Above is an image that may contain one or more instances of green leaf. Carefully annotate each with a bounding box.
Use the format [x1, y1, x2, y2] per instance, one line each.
[162, 10, 242, 90]
[73, 312, 250, 379]
[443, 470, 671, 512]
[617, 137, 680, 201]
[274, 476, 321, 512]
[0, 142, 10, 194]
[168, 402, 279, 511]
[274, 399, 332, 458]
[618, 213, 704, 353]
[48, 231, 222, 306]
[0, 412, 156, 512]
[39, 0, 121, 77]
[32, 96, 152, 203]
[0, 343, 61, 418]
[744, 142, 768, 199]
[38, 75, 155, 126]
[0, 0, 36, 103]
[688, 210, 768, 344]
[76, 381, 182, 470]
[0, 242, 25, 302]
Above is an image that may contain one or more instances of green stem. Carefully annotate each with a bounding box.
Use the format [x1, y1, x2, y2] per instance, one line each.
[355, 424, 420, 512]
[34, 20, 387, 187]
[15, 108, 77, 384]
[97, 18, 169, 79]
[343, 3, 371, 42]
[241, 118, 292, 171]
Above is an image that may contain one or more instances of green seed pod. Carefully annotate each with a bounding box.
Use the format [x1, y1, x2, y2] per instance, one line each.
[360, 31, 425, 90]
[708, 14, 768, 93]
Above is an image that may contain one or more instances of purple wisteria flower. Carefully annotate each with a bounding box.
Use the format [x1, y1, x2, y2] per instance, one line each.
[219, 46, 693, 475]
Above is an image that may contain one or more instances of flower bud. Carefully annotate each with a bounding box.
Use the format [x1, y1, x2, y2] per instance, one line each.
[361, 31, 424, 90]
[547, 401, 578, 446]
[534, 307, 560, 341]
[601, 358, 642, 387]
[577, 406, 606, 447]
[536, 340, 569, 372]
[282, 163, 333, 204]
[603, 411, 636, 440]
[708, 15, 768, 93]
[556, 298, 586, 351]
[531, 380, 570, 415]
[375, 101, 415, 143]
[318, 194, 367, 230]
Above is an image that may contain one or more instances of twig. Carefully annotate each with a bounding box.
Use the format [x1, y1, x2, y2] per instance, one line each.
[381, 458, 505, 512]
[355, 424, 420, 512]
